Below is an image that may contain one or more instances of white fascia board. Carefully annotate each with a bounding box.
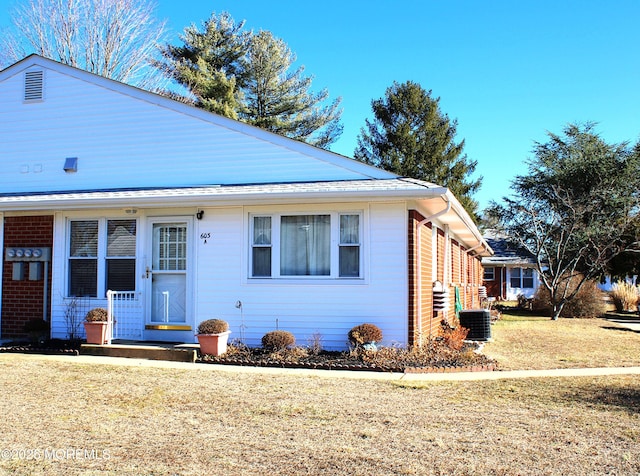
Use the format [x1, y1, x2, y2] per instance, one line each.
[0, 187, 448, 211]
[415, 190, 493, 257]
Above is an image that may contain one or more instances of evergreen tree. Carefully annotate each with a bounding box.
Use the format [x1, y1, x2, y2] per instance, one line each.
[241, 30, 342, 148]
[157, 12, 342, 148]
[355, 81, 481, 217]
[488, 123, 640, 319]
[155, 12, 249, 118]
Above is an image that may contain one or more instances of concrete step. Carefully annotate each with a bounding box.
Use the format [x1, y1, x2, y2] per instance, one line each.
[80, 342, 198, 362]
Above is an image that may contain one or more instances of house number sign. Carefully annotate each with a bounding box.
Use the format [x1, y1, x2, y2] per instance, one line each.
[200, 232, 211, 244]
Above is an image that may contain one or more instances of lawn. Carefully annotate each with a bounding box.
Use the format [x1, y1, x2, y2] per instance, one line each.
[0, 314, 638, 475]
[483, 312, 640, 370]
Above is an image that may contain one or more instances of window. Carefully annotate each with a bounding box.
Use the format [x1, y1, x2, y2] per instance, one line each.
[510, 267, 534, 289]
[483, 266, 495, 281]
[68, 219, 136, 297]
[69, 221, 98, 297]
[339, 214, 360, 278]
[250, 212, 362, 279]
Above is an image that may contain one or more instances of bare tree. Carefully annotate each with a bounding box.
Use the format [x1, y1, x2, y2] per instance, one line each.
[0, 0, 167, 90]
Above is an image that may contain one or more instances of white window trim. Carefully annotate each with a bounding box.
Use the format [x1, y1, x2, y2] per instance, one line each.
[509, 267, 534, 289]
[248, 210, 365, 281]
[483, 266, 495, 281]
[67, 217, 138, 297]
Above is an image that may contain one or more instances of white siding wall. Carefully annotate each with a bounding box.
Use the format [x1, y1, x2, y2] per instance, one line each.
[0, 65, 388, 194]
[194, 201, 408, 350]
[46, 202, 409, 349]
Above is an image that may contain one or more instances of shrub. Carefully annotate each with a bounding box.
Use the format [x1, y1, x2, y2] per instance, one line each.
[197, 319, 229, 335]
[516, 294, 532, 310]
[85, 308, 108, 322]
[23, 318, 50, 333]
[441, 322, 469, 351]
[531, 279, 606, 318]
[609, 281, 638, 312]
[348, 323, 383, 346]
[262, 330, 295, 351]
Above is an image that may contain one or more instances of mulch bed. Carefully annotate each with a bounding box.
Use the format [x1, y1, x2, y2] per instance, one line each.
[0, 341, 497, 373]
[198, 347, 498, 373]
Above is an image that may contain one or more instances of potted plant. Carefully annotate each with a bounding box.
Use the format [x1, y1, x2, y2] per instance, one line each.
[196, 319, 231, 356]
[84, 308, 110, 345]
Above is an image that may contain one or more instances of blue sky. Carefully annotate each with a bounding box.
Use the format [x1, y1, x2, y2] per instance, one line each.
[2, 0, 639, 211]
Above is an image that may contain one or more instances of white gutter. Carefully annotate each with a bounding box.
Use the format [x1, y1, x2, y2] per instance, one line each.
[415, 198, 451, 347]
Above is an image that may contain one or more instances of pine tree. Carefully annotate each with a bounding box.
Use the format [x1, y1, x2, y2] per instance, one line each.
[355, 81, 481, 217]
[157, 12, 342, 148]
[155, 12, 249, 118]
[241, 30, 342, 148]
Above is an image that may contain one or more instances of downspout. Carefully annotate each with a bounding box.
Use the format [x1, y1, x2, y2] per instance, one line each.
[415, 199, 451, 347]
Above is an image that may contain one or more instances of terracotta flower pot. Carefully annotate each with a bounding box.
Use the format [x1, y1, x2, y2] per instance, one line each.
[84, 321, 109, 345]
[197, 331, 231, 356]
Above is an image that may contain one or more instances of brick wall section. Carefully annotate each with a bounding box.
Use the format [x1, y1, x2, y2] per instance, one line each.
[407, 210, 439, 346]
[2, 215, 54, 337]
[407, 210, 485, 346]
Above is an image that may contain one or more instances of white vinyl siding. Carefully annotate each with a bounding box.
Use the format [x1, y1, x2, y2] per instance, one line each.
[1, 63, 394, 195]
[187, 203, 407, 350]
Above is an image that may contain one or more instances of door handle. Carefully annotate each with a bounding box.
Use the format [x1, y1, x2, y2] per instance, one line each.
[145, 267, 151, 279]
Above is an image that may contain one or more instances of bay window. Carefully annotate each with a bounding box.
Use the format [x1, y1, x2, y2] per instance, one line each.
[68, 219, 136, 296]
[250, 212, 362, 279]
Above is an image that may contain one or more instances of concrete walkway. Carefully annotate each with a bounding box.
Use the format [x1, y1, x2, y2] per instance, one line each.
[603, 315, 640, 333]
[2, 352, 640, 382]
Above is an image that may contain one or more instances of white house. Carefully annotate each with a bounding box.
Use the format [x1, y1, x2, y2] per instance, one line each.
[481, 230, 540, 301]
[0, 55, 491, 349]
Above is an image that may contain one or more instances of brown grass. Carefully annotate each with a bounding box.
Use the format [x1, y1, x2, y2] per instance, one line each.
[0, 355, 638, 475]
[0, 314, 639, 475]
[483, 313, 640, 370]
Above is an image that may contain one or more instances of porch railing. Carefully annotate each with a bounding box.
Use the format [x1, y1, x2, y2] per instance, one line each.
[106, 290, 142, 344]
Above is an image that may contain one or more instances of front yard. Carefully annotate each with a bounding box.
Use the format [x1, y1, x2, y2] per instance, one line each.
[0, 313, 639, 475]
[483, 312, 640, 370]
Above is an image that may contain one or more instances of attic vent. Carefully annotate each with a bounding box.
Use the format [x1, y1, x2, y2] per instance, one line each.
[24, 70, 44, 101]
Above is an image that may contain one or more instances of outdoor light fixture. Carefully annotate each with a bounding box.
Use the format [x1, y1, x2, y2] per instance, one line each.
[196, 210, 204, 220]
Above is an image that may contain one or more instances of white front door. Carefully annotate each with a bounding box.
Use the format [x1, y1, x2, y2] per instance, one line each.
[144, 218, 194, 342]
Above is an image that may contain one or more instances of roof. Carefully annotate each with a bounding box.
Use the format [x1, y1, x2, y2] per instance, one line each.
[0, 55, 492, 256]
[481, 230, 537, 266]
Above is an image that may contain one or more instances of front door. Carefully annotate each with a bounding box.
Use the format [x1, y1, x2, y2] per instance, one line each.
[144, 218, 194, 341]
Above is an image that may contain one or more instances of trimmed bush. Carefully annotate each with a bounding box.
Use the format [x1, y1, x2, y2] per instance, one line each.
[197, 319, 229, 335]
[610, 281, 638, 312]
[262, 330, 295, 351]
[85, 308, 108, 322]
[532, 279, 606, 318]
[348, 323, 383, 346]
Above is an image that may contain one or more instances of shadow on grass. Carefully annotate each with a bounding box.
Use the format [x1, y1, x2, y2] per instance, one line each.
[565, 385, 640, 414]
[600, 325, 639, 334]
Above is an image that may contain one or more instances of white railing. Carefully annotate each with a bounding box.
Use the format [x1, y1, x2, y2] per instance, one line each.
[106, 290, 142, 343]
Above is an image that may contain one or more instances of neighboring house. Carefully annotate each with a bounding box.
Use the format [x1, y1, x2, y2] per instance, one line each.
[0, 55, 492, 349]
[482, 230, 539, 301]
